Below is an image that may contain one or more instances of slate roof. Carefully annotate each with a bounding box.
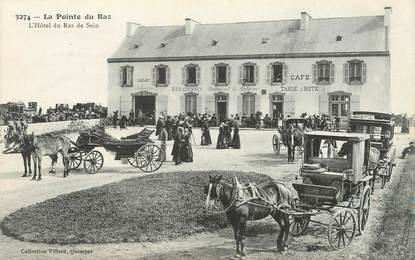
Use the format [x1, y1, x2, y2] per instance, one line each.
[109, 15, 387, 60]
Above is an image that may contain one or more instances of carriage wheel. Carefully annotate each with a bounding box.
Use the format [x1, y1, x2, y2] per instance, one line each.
[66, 148, 82, 170]
[358, 185, 371, 233]
[377, 166, 389, 189]
[289, 215, 310, 236]
[328, 209, 356, 249]
[272, 135, 280, 154]
[132, 144, 163, 173]
[83, 151, 104, 174]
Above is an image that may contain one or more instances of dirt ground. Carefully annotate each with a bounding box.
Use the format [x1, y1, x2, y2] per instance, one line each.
[0, 126, 413, 259]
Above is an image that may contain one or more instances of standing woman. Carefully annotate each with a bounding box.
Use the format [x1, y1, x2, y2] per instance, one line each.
[201, 118, 212, 145]
[181, 128, 194, 162]
[216, 122, 228, 149]
[224, 120, 232, 145]
[231, 125, 241, 149]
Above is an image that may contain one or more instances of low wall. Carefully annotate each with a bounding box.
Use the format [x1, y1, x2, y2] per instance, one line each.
[0, 119, 100, 142]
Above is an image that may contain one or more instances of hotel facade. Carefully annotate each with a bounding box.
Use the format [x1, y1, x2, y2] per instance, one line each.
[107, 8, 392, 126]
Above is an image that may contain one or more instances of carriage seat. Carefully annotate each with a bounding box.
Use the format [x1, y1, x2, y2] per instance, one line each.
[301, 159, 348, 187]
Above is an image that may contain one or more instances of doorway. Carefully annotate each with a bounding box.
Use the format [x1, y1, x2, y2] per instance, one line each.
[215, 94, 228, 123]
[272, 102, 283, 118]
[135, 96, 155, 116]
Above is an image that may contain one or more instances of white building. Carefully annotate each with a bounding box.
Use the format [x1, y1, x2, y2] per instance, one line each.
[107, 7, 392, 126]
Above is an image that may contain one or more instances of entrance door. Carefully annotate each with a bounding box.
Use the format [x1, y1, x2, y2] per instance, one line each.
[217, 102, 227, 123]
[272, 102, 283, 118]
[135, 96, 155, 116]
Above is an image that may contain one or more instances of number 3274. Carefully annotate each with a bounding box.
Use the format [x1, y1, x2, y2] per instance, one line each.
[15, 15, 31, 21]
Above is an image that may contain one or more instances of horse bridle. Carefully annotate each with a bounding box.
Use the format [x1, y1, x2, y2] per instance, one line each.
[207, 181, 237, 214]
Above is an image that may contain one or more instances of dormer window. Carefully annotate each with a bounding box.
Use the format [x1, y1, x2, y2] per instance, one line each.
[261, 38, 269, 44]
[212, 40, 218, 46]
[336, 35, 342, 41]
[160, 42, 168, 48]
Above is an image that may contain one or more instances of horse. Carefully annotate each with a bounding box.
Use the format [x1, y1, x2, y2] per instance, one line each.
[204, 175, 294, 259]
[283, 127, 303, 162]
[4, 132, 32, 177]
[23, 133, 72, 181]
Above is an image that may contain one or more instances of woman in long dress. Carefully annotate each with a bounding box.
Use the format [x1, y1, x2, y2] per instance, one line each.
[201, 119, 212, 145]
[231, 125, 241, 149]
[216, 122, 228, 149]
[181, 129, 193, 162]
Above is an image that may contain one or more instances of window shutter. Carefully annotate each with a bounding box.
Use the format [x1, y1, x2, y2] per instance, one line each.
[312, 64, 317, 84]
[196, 95, 202, 113]
[156, 95, 168, 116]
[329, 63, 335, 83]
[182, 67, 186, 85]
[166, 67, 170, 85]
[255, 64, 259, 85]
[151, 67, 156, 86]
[283, 95, 295, 118]
[237, 95, 243, 114]
[120, 67, 124, 86]
[319, 94, 329, 116]
[180, 95, 185, 113]
[211, 66, 216, 84]
[362, 63, 367, 83]
[283, 63, 288, 84]
[227, 65, 231, 84]
[196, 66, 201, 85]
[127, 67, 133, 86]
[266, 65, 271, 84]
[239, 65, 244, 84]
[343, 63, 349, 83]
[254, 95, 261, 114]
[205, 95, 215, 114]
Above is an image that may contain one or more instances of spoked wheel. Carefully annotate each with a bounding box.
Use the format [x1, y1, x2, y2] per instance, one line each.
[358, 185, 371, 233]
[131, 144, 163, 172]
[272, 135, 280, 155]
[377, 165, 389, 189]
[83, 151, 104, 174]
[289, 214, 310, 236]
[328, 209, 356, 249]
[66, 147, 83, 170]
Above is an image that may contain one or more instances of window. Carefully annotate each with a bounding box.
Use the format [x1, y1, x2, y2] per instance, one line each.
[344, 59, 366, 84]
[329, 94, 350, 117]
[212, 63, 230, 85]
[183, 64, 200, 85]
[313, 60, 334, 84]
[153, 65, 169, 87]
[240, 62, 258, 85]
[217, 66, 227, 83]
[272, 64, 283, 83]
[185, 95, 197, 114]
[242, 95, 255, 115]
[243, 65, 255, 83]
[120, 65, 133, 87]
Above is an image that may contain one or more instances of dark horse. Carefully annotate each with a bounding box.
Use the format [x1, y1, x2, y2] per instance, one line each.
[23, 133, 71, 181]
[204, 175, 294, 259]
[4, 133, 32, 177]
[283, 127, 303, 162]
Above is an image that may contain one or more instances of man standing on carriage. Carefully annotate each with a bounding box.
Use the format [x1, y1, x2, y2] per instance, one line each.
[155, 116, 164, 140]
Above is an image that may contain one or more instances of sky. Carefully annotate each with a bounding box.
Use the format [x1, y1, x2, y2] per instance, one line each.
[0, 0, 414, 114]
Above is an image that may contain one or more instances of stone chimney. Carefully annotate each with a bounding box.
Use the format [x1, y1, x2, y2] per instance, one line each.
[185, 18, 199, 35]
[300, 12, 312, 30]
[126, 22, 143, 37]
[384, 7, 392, 27]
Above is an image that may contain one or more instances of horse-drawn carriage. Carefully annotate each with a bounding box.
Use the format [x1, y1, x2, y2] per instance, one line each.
[349, 111, 396, 188]
[66, 127, 163, 173]
[272, 117, 308, 161]
[289, 131, 373, 249]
